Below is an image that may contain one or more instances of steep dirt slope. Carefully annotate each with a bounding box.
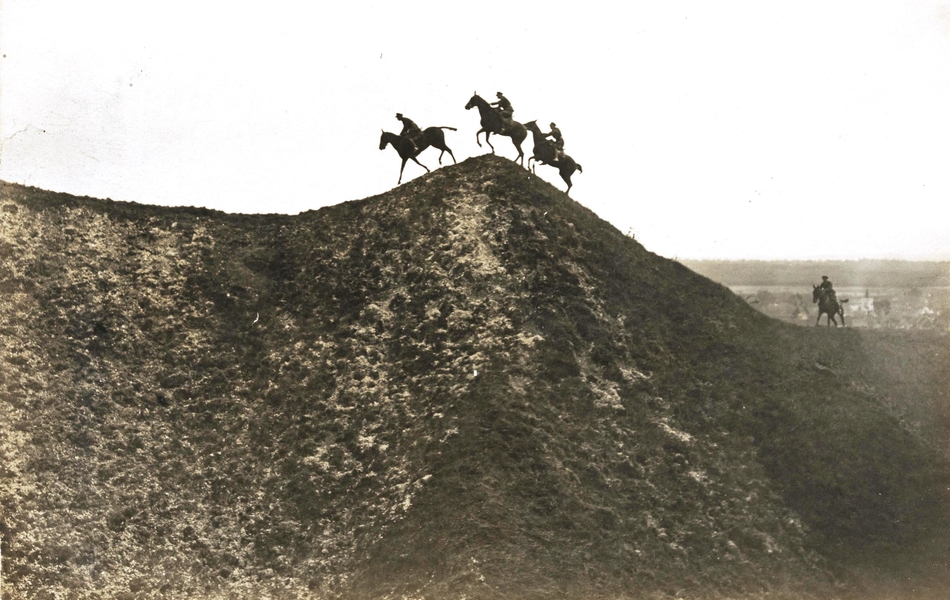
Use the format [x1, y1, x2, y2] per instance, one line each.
[1, 157, 947, 599]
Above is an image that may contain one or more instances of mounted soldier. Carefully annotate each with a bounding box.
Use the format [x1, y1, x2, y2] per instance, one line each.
[813, 277, 848, 326]
[465, 93, 527, 164]
[490, 92, 513, 119]
[380, 122, 458, 184]
[819, 275, 836, 303]
[490, 92, 515, 134]
[522, 120, 583, 194]
[396, 113, 424, 155]
[544, 122, 564, 159]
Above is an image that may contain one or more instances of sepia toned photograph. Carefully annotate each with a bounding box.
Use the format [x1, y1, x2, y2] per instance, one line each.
[1, 2, 948, 598]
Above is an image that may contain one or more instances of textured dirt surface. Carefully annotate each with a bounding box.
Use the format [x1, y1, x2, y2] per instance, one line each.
[1, 156, 948, 599]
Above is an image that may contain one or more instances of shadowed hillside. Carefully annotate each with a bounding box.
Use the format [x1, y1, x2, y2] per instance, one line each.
[1, 156, 948, 599]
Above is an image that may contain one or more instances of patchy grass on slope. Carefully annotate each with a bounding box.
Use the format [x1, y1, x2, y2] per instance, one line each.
[1, 164, 948, 600]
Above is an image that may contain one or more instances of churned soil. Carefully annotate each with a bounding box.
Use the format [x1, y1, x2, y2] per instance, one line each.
[1, 156, 948, 599]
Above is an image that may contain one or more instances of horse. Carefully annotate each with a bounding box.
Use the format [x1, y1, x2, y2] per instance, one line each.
[464, 93, 527, 166]
[812, 285, 849, 326]
[523, 120, 583, 195]
[379, 127, 457, 184]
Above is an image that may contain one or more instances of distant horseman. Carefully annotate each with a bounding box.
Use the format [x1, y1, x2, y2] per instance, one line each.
[813, 276, 848, 326]
[819, 275, 836, 303]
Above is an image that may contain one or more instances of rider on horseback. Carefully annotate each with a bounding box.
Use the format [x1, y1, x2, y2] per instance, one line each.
[544, 122, 564, 159]
[819, 275, 837, 303]
[491, 92, 514, 133]
[491, 92, 514, 118]
[396, 113, 423, 155]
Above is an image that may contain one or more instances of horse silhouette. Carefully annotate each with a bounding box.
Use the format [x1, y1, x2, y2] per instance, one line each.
[379, 127, 457, 184]
[812, 285, 849, 326]
[523, 120, 583, 195]
[464, 93, 527, 166]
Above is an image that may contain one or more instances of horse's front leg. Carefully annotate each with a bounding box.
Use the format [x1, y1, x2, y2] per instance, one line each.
[398, 159, 408, 184]
[816, 312, 822, 326]
[475, 129, 484, 148]
[411, 157, 430, 174]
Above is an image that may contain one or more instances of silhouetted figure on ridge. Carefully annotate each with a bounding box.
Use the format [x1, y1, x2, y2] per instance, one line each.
[380, 119, 457, 184]
[396, 113, 423, 154]
[545, 122, 564, 159]
[491, 92, 514, 119]
[523, 120, 583, 195]
[464, 93, 527, 165]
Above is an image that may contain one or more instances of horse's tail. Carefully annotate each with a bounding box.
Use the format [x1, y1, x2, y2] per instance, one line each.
[437, 126, 457, 131]
[576, 164, 583, 173]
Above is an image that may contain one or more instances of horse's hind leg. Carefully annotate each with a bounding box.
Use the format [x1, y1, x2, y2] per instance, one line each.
[561, 170, 572, 195]
[432, 134, 448, 165]
[512, 141, 524, 166]
[435, 144, 456, 165]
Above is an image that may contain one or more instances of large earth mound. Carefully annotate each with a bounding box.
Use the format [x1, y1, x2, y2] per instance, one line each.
[1, 156, 948, 599]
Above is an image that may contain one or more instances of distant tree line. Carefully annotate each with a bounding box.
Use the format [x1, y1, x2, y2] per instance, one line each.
[680, 260, 950, 288]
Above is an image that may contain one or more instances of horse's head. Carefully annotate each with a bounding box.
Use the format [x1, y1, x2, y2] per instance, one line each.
[379, 130, 390, 150]
[812, 284, 821, 303]
[523, 120, 539, 132]
[465, 93, 481, 110]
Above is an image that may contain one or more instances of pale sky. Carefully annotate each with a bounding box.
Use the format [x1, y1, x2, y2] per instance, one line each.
[2, 1, 950, 260]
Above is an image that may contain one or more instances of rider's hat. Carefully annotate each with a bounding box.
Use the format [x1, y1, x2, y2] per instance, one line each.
[496, 91, 503, 96]
[822, 275, 828, 280]
[550, 122, 556, 127]
[396, 113, 403, 119]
